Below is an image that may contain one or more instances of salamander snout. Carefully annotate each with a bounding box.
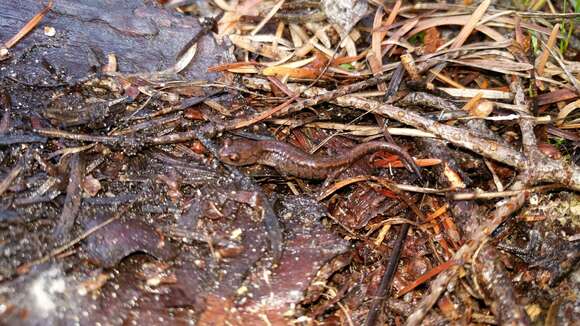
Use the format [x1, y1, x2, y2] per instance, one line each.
[218, 138, 260, 166]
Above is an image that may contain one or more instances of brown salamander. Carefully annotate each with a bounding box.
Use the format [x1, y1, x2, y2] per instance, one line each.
[219, 138, 421, 180]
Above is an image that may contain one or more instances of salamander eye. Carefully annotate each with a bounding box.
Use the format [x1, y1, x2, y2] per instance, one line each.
[228, 153, 240, 162]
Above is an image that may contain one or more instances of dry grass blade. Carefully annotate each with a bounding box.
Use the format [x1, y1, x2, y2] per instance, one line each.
[438, 87, 513, 100]
[427, 0, 491, 82]
[250, 0, 285, 36]
[370, 5, 386, 91]
[430, 69, 464, 88]
[3, 1, 580, 325]
[447, 58, 533, 73]
[451, 0, 491, 49]
[229, 34, 292, 60]
[230, 94, 300, 129]
[410, 15, 505, 42]
[268, 119, 436, 138]
[543, 41, 580, 94]
[556, 99, 580, 126]
[382, 18, 418, 56]
[536, 23, 560, 77]
[395, 260, 457, 298]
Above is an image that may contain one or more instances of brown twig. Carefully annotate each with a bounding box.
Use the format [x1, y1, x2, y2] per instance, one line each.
[366, 179, 424, 325]
[405, 177, 529, 325]
[332, 95, 580, 190]
[473, 243, 530, 325]
[366, 223, 410, 326]
[53, 153, 84, 241]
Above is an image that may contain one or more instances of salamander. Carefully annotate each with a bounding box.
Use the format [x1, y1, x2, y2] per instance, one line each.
[218, 138, 421, 180]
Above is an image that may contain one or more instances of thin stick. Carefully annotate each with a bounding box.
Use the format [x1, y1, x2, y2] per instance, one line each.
[365, 223, 410, 326]
[17, 207, 127, 274]
[4, 1, 53, 49]
[449, 183, 561, 200]
[0, 157, 25, 196]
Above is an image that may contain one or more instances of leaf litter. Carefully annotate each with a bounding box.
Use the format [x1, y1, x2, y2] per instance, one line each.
[0, 0, 579, 325]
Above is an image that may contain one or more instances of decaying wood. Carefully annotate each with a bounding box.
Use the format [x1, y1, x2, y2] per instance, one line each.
[1, 1, 579, 325]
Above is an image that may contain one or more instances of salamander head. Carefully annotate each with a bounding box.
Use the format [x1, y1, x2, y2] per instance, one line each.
[218, 138, 260, 166]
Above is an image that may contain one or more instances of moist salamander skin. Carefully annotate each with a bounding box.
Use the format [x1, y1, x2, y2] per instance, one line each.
[218, 138, 420, 179]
